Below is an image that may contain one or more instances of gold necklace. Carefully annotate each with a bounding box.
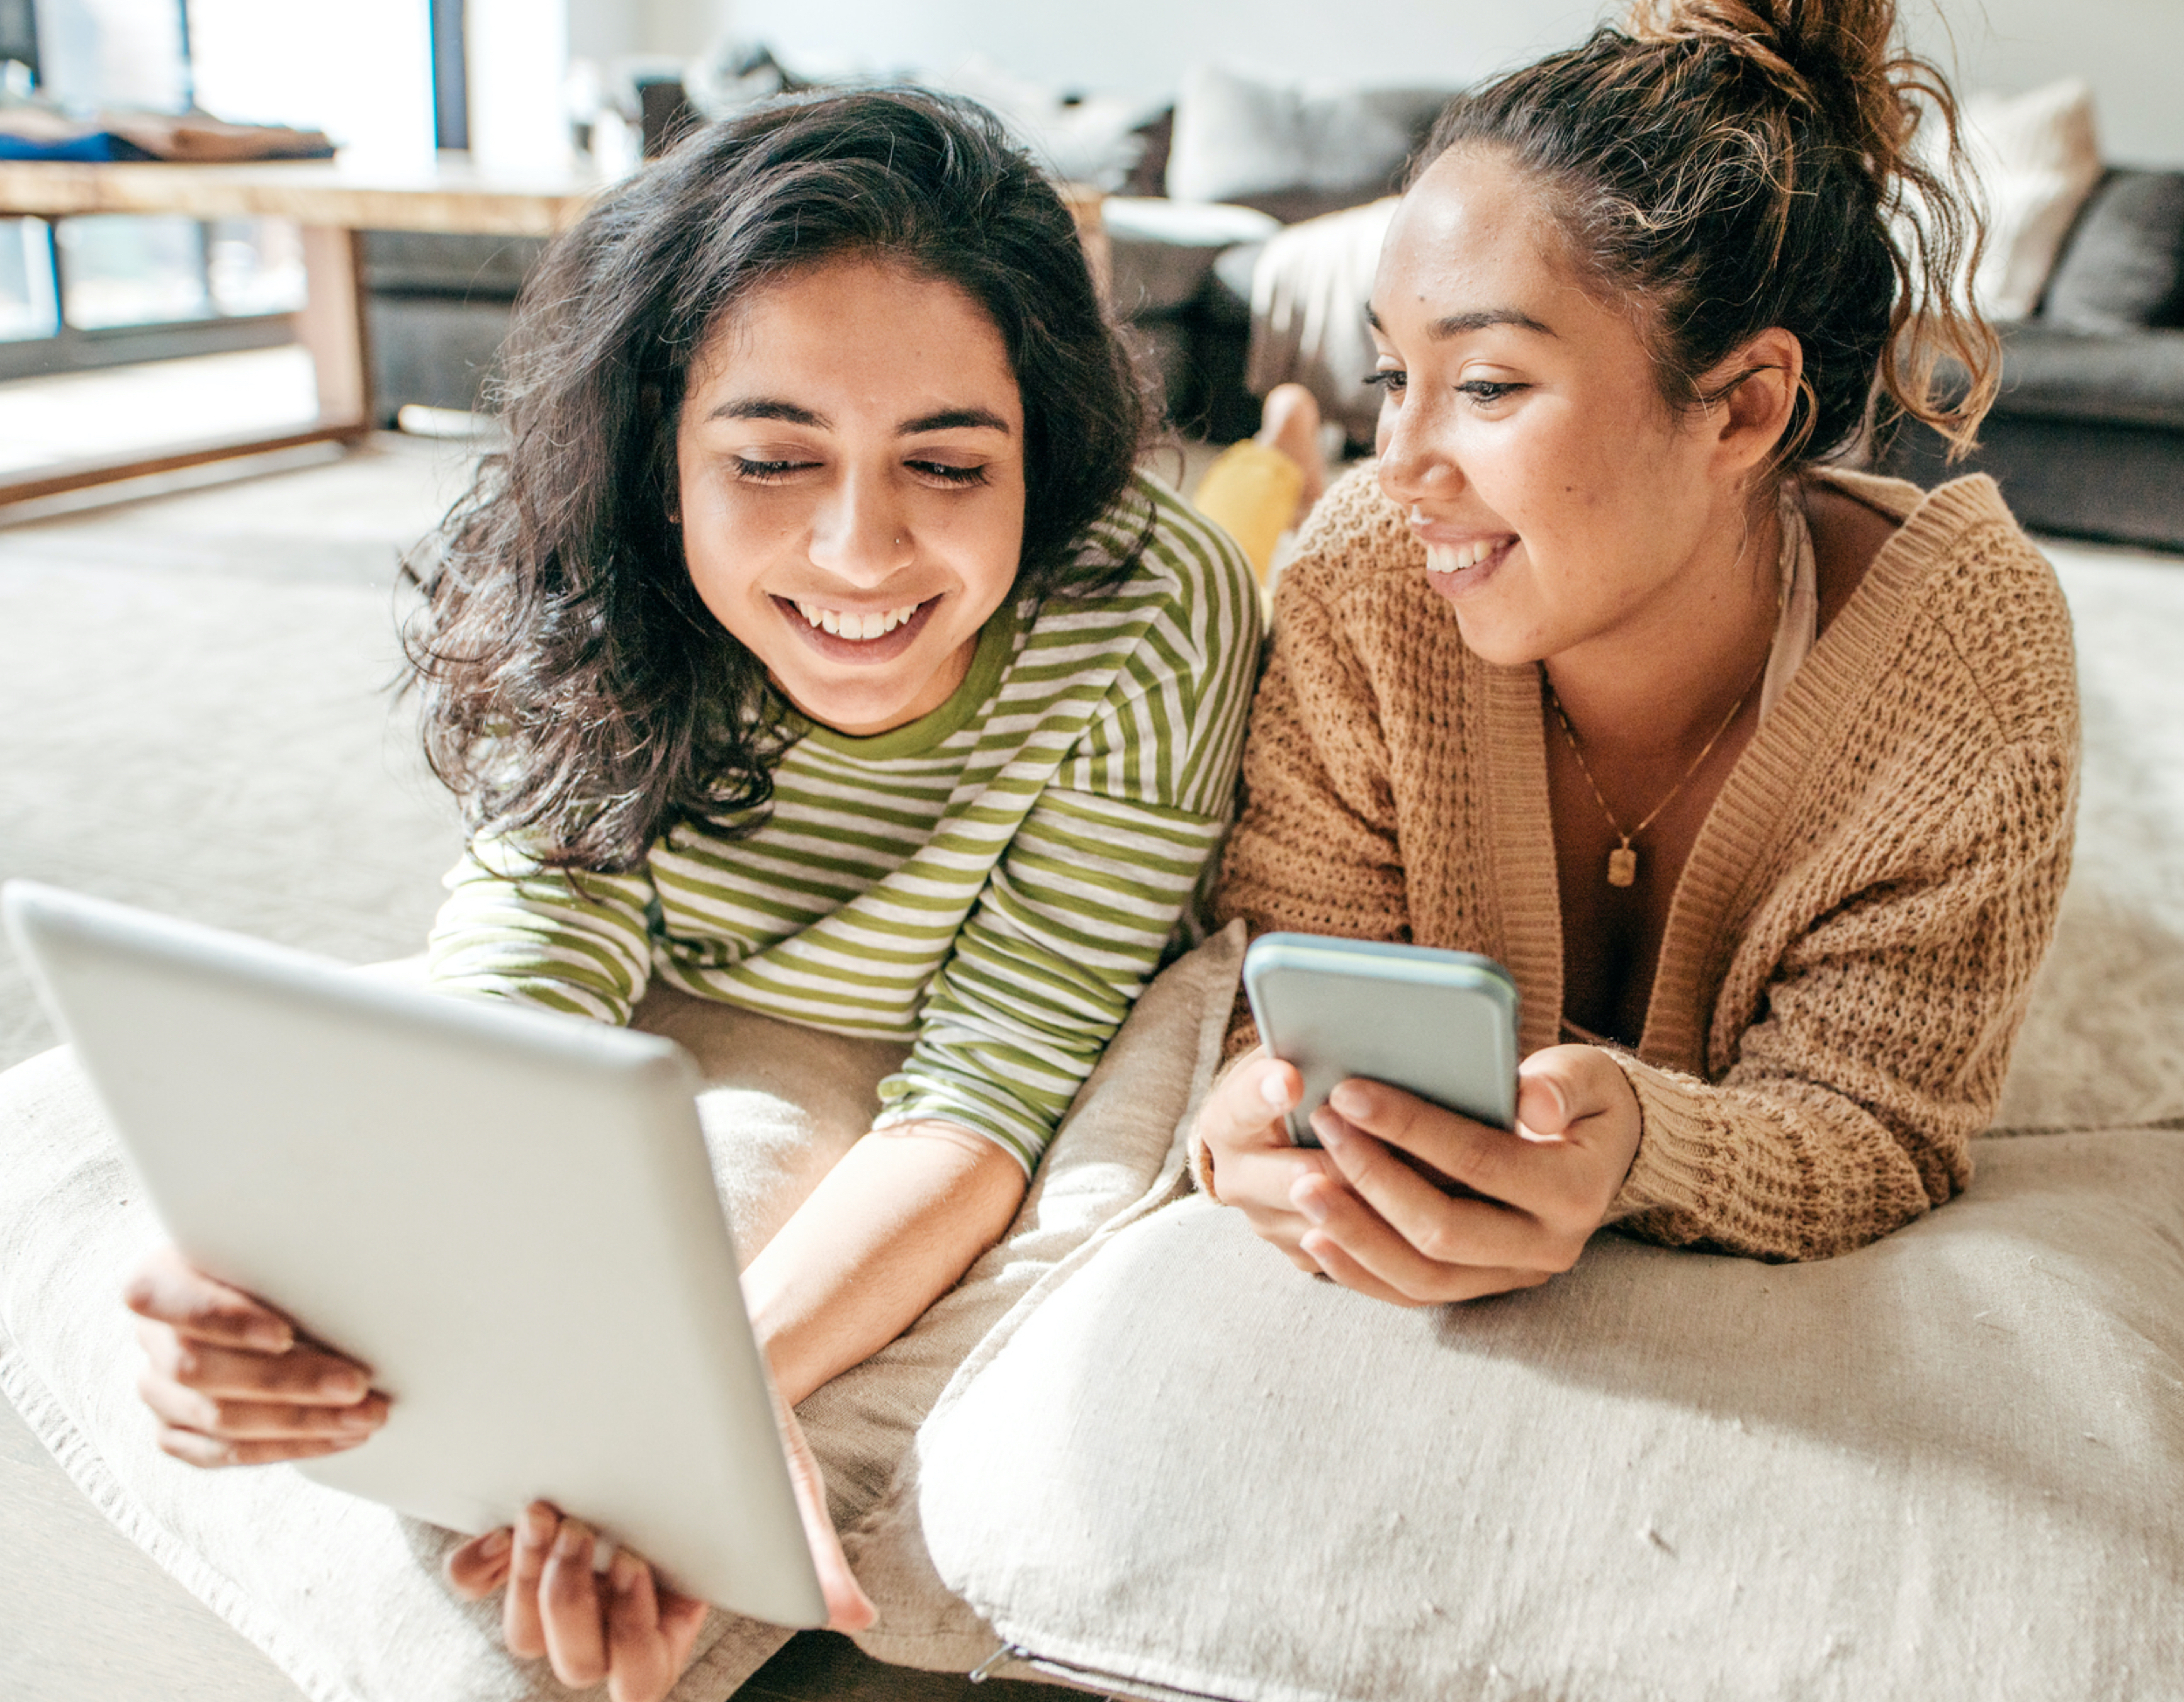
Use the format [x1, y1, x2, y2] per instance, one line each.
[1545, 657, 1768, 889]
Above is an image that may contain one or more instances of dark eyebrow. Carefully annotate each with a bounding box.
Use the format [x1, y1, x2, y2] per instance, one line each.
[899, 406, 1013, 436]
[703, 399, 1013, 436]
[1364, 304, 1556, 338]
[710, 397, 827, 426]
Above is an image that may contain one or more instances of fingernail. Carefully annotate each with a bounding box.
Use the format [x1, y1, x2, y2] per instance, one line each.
[554, 1521, 591, 1562]
[1312, 1108, 1350, 1148]
[1294, 1181, 1329, 1223]
[1259, 1071, 1289, 1110]
[478, 1527, 512, 1560]
[610, 1550, 641, 1594]
[322, 1370, 367, 1401]
[248, 1322, 294, 1353]
[1329, 1081, 1370, 1117]
[522, 1505, 556, 1546]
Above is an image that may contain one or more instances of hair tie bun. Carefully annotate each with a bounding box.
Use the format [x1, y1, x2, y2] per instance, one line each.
[1410, 0, 1996, 469]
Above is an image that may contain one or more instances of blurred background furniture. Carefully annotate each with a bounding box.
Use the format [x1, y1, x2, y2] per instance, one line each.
[1878, 165, 2184, 551]
[0, 156, 598, 500]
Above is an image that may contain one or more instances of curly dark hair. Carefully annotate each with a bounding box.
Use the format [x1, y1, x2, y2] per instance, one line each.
[404, 88, 1146, 872]
[1414, 0, 1998, 473]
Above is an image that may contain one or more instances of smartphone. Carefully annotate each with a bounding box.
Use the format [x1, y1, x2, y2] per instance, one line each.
[1241, 932, 1520, 1146]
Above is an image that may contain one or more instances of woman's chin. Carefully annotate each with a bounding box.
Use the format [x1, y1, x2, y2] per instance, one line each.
[780, 675, 932, 737]
[1433, 587, 1549, 669]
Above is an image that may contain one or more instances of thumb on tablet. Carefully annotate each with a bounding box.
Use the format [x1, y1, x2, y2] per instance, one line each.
[771, 1389, 876, 1632]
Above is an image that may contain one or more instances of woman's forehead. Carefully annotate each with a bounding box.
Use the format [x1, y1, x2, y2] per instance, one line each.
[685, 257, 1018, 402]
[1373, 149, 1573, 331]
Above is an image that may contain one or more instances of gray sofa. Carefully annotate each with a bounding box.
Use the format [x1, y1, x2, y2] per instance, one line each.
[357, 68, 1457, 439]
[1877, 168, 2184, 551]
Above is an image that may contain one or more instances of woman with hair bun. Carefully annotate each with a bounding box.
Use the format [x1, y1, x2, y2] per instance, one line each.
[1193, 0, 2078, 1303]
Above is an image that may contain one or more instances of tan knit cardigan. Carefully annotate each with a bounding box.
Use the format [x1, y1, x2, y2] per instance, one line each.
[1212, 464, 2079, 1261]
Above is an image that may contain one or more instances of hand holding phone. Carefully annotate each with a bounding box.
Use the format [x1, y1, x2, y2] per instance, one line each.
[1203, 935, 1640, 1306]
[1241, 933, 1519, 1146]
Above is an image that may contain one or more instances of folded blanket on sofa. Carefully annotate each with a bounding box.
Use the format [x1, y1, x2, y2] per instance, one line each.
[0, 107, 335, 163]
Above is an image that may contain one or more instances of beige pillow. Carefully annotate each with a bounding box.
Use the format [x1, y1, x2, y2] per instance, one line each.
[1961, 79, 2105, 321]
[0, 924, 1245, 1702]
[860, 1129, 2184, 1699]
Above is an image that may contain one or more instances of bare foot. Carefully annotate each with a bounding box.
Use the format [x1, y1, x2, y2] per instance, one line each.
[1256, 383, 1327, 522]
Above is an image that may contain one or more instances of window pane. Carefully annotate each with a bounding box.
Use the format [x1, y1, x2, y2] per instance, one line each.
[207, 217, 308, 316]
[0, 218, 59, 342]
[54, 214, 210, 329]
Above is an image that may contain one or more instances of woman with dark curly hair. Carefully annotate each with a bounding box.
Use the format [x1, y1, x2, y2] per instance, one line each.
[1193, 0, 2077, 1302]
[118, 87, 1259, 1692]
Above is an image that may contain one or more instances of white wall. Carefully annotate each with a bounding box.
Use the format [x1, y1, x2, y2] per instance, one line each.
[727, 0, 1602, 99]
[1899, 0, 2184, 168]
[469, 0, 572, 171]
[32, 0, 189, 111]
[188, 0, 436, 169]
[727, 0, 2184, 169]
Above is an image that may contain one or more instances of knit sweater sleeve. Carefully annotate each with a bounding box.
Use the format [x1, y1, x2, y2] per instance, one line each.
[1607, 734, 2077, 1260]
[1210, 536, 1411, 1060]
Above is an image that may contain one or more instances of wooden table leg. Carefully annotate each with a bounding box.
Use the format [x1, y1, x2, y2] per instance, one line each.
[0, 222, 376, 508]
[296, 223, 373, 432]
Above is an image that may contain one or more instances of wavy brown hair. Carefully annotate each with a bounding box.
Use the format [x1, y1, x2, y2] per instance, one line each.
[404, 89, 1145, 872]
[1412, 0, 1998, 473]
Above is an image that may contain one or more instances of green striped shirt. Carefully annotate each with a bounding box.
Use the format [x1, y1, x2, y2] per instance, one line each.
[426, 473, 1261, 1170]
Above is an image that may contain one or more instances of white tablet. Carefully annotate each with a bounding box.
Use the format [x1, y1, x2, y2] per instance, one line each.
[3, 880, 826, 1627]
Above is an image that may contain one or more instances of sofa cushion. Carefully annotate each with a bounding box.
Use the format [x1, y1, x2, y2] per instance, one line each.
[1970, 321, 2184, 432]
[1104, 197, 1281, 319]
[1165, 67, 1452, 224]
[2043, 170, 2184, 332]
[1242, 197, 1400, 443]
[867, 1130, 2184, 1701]
[1958, 79, 2105, 321]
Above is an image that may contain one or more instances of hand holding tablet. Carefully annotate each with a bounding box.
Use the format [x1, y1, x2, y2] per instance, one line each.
[6, 880, 859, 1685]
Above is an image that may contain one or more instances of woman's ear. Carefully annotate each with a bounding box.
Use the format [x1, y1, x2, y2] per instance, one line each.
[1704, 327, 1804, 476]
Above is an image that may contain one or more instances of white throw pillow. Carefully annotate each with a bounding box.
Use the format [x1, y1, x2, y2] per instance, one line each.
[1165, 66, 1447, 217]
[862, 1131, 2184, 1700]
[1959, 79, 2105, 320]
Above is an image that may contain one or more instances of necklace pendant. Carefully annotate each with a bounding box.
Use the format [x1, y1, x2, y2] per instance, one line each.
[1607, 845, 1638, 888]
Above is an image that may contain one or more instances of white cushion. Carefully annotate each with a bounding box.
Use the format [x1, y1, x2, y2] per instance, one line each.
[1243, 197, 1400, 442]
[1165, 67, 1446, 216]
[0, 925, 1245, 1701]
[862, 1130, 2184, 1699]
[1960, 80, 2105, 321]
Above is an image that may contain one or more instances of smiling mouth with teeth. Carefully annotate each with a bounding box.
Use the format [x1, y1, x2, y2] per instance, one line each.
[791, 598, 926, 640]
[1427, 537, 1514, 573]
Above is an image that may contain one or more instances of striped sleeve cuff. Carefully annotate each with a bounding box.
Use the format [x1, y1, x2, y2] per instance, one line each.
[425, 848, 656, 1027]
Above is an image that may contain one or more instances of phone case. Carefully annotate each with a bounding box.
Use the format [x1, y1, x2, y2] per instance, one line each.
[1242, 933, 1520, 1145]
